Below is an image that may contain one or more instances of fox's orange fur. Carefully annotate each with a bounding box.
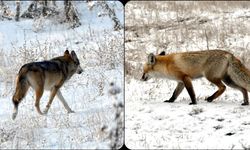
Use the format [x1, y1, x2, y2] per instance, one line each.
[142, 50, 250, 105]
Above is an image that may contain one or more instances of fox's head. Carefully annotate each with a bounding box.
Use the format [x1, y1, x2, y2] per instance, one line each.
[141, 51, 166, 81]
[64, 50, 83, 74]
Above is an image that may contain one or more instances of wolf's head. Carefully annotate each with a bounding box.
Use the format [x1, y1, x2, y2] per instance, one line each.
[141, 51, 166, 81]
[64, 50, 83, 74]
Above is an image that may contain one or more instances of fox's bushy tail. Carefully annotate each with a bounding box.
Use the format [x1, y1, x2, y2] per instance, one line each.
[227, 54, 250, 91]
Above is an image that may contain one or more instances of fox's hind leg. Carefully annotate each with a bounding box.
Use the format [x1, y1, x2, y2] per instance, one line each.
[205, 78, 226, 102]
[238, 88, 248, 105]
[223, 74, 249, 105]
[164, 82, 184, 103]
[56, 89, 75, 113]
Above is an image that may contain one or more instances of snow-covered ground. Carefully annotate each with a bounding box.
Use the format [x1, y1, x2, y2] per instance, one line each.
[125, 1, 250, 149]
[0, 1, 123, 149]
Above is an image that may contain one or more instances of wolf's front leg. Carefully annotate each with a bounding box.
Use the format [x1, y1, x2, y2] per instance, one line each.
[43, 86, 60, 114]
[56, 89, 75, 113]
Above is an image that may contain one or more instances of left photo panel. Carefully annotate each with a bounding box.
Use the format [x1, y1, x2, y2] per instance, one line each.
[0, 1, 124, 149]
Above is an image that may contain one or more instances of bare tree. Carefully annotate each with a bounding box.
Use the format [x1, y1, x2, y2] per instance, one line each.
[64, 0, 71, 21]
[21, 1, 38, 19]
[44, 0, 47, 7]
[15, 0, 20, 21]
[64, 0, 81, 28]
[42, 0, 47, 16]
[93, 1, 123, 31]
[0, 0, 12, 20]
[21, 1, 58, 19]
[0, 0, 4, 7]
[52, 0, 56, 7]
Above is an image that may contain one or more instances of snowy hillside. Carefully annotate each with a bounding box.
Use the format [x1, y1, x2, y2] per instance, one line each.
[0, 1, 123, 149]
[125, 1, 250, 149]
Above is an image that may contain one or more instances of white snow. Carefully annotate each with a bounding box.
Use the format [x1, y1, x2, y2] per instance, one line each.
[126, 78, 250, 149]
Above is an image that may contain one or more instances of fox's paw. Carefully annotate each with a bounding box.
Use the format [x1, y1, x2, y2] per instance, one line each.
[205, 97, 213, 102]
[241, 102, 249, 106]
[164, 100, 174, 103]
[189, 102, 197, 105]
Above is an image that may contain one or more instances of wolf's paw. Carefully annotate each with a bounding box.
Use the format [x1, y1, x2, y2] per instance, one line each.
[43, 109, 49, 115]
[68, 110, 75, 113]
[12, 112, 17, 120]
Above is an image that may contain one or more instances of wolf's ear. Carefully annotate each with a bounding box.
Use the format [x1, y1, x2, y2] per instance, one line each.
[148, 53, 156, 65]
[159, 51, 165, 55]
[71, 51, 78, 61]
[64, 50, 70, 55]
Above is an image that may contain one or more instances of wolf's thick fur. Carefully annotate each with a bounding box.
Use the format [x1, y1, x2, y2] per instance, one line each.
[12, 50, 83, 120]
[141, 50, 250, 105]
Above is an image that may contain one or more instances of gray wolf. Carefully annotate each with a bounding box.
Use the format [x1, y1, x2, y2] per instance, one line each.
[12, 50, 83, 120]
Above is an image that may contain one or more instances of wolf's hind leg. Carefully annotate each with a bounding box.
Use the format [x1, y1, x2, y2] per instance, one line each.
[12, 104, 18, 120]
[35, 89, 44, 115]
[12, 98, 20, 120]
[56, 89, 74, 113]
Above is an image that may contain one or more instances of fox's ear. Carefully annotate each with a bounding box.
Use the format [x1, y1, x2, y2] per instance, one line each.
[64, 50, 70, 55]
[148, 53, 156, 65]
[159, 51, 165, 55]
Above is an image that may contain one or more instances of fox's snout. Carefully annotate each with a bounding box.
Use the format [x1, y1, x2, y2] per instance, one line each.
[141, 73, 149, 81]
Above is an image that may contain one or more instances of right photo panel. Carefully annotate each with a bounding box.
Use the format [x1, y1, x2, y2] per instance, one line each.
[125, 1, 250, 149]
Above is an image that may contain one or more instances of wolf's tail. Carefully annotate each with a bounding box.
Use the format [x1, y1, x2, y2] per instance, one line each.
[227, 54, 250, 91]
[12, 66, 30, 120]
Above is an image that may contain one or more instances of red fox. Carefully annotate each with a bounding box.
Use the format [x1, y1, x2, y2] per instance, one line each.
[141, 50, 250, 105]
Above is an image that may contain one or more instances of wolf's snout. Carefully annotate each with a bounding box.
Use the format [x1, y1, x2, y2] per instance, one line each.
[77, 66, 83, 74]
[77, 70, 83, 74]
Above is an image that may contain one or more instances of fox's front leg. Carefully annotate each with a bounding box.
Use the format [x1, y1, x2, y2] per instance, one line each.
[164, 82, 184, 103]
[183, 76, 197, 105]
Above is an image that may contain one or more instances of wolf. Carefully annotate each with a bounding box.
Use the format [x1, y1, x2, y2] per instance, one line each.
[12, 49, 83, 120]
[141, 50, 250, 105]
